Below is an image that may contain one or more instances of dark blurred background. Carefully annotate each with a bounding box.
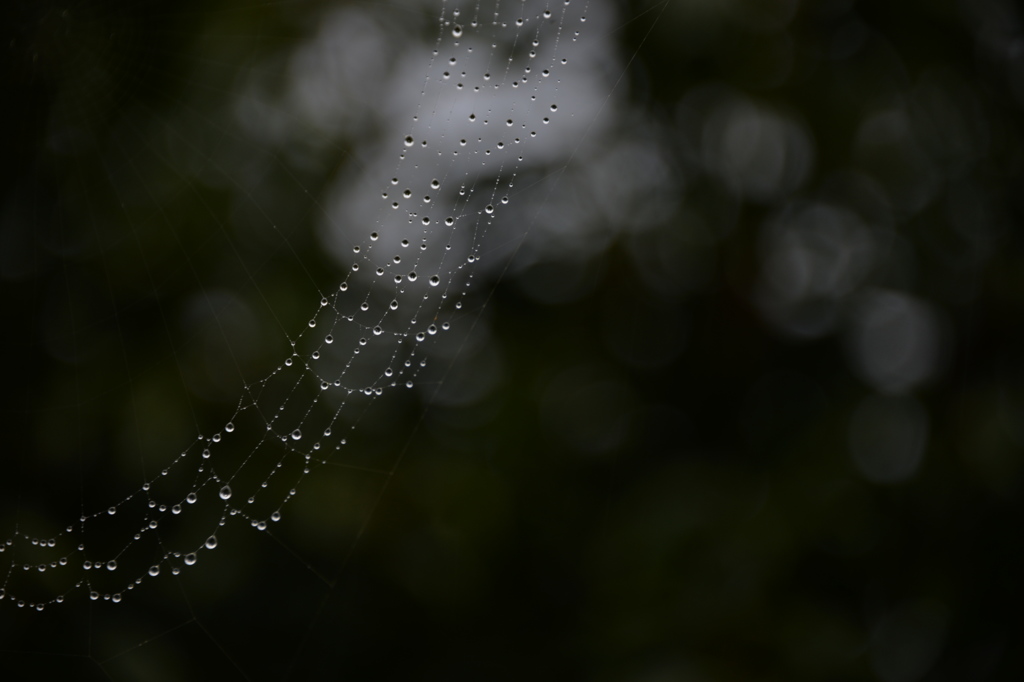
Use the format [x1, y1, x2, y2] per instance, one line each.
[2, 0, 1024, 679]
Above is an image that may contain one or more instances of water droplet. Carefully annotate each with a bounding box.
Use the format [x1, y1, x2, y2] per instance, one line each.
[308, 319, 316, 328]
[172, 504, 182, 515]
[429, 276, 440, 287]
[408, 271, 418, 281]
[452, 24, 462, 37]
[186, 493, 197, 504]
[485, 205, 494, 214]
[184, 554, 197, 566]
[107, 560, 117, 571]
[108, 507, 116, 516]
[205, 536, 218, 550]
[271, 511, 282, 522]
[219, 485, 232, 500]
[225, 422, 234, 433]
[404, 135, 414, 147]
[148, 565, 160, 577]
[373, 326, 383, 336]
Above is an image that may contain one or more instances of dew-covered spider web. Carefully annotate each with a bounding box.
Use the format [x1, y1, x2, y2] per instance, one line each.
[0, 0, 663, 677]
[5, 0, 1019, 678]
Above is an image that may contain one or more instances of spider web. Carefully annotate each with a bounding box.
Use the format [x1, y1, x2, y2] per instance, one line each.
[5, 0, 1019, 679]
[0, 0, 655, 677]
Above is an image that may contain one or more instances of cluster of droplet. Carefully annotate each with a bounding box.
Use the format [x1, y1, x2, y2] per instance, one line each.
[0, 0, 582, 610]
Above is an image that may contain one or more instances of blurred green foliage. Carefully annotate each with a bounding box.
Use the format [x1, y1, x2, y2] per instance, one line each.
[2, 0, 1024, 680]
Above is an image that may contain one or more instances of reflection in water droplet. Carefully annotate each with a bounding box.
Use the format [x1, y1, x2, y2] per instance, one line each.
[219, 485, 232, 500]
